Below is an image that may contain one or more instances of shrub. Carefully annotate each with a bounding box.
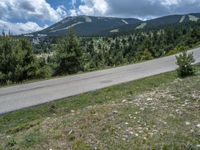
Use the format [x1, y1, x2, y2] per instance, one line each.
[7, 137, 17, 147]
[176, 51, 195, 78]
[56, 29, 83, 75]
[35, 58, 52, 79]
[0, 37, 52, 84]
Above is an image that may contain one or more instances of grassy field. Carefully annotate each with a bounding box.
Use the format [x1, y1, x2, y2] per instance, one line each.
[0, 66, 200, 149]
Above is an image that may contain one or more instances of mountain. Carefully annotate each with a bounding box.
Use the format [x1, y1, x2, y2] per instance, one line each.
[29, 16, 141, 37]
[102, 13, 200, 35]
[27, 13, 200, 37]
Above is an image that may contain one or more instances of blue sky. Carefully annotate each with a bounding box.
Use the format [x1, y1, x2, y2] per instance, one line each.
[0, 0, 200, 34]
[46, 0, 78, 8]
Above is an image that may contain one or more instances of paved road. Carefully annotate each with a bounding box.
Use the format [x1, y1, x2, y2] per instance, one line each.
[0, 48, 200, 114]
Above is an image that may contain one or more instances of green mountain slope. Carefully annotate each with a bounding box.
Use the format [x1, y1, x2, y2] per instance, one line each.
[27, 13, 200, 37]
[31, 16, 141, 37]
[105, 13, 200, 35]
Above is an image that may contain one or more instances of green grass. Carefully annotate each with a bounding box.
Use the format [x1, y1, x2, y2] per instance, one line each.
[0, 71, 176, 134]
[0, 66, 200, 149]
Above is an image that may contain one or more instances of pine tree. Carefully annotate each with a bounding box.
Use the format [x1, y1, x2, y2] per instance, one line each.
[56, 29, 83, 75]
[176, 51, 195, 78]
[0, 37, 51, 84]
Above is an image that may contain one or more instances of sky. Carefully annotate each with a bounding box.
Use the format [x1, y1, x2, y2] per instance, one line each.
[0, 0, 200, 34]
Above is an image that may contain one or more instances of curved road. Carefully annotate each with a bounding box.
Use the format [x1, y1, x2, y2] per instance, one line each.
[0, 48, 200, 114]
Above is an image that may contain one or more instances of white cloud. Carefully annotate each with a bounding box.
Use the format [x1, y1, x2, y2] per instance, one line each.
[93, 0, 109, 14]
[0, 0, 68, 34]
[70, 0, 200, 18]
[108, 0, 200, 18]
[161, 0, 180, 6]
[56, 5, 68, 17]
[69, 0, 108, 16]
[70, 9, 78, 16]
[0, 0, 67, 22]
[79, 5, 94, 15]
[0, 20, 48, 34]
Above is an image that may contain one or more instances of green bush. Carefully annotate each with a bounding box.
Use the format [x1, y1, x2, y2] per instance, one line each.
[176, 51, 195, 78]
[7, 137, 17, 147]
[0, 37, 52, 85]
[56, 29, 83, 75]
[35, 58, 52, 79]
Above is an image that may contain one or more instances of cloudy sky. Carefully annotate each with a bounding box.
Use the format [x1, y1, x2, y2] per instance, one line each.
[0, 0, 200, 34]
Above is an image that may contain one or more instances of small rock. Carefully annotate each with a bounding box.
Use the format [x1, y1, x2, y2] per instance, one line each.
[196, 145, 200, 148]
[128, 114, 133, 119]
[138, 127, 143, 130]
[138, 130, 143, 133]
[197, 124, 200, 128]
[71, 110, 75, 113]
[129, 131, 134, 135]
[113, 110, 118, 114]
[125, 122, 129, 125]
[176, 109, 183, 115]
[135, 133, 139, 137]
[68, 129, 73, 135]
[123, 135, 128, 138]
[152, 130, 158, 133]
[185, 122, 191, 126]
[140, 108, 144, 111]
[147, 98, 153, 101]
[122, 99, 127, 103]
[122, 138, 126, 141]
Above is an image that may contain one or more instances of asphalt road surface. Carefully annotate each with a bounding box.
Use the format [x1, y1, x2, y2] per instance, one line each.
[0, 48, 200, 114]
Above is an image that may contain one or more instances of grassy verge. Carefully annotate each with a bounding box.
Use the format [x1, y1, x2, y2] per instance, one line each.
[0, 66, 200, 149]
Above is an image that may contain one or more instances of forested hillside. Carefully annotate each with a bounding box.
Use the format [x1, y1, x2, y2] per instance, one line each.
[28, 13, 200, 37]
[1, 20, 200, 85]
[101, 13, 200, 36]
[79, 21, 200, 69]
[32, 16, 141, 37]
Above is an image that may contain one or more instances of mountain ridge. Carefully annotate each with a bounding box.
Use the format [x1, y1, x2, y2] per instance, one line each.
[29, 16, 141, 37]
[27, 13, 200, 37]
